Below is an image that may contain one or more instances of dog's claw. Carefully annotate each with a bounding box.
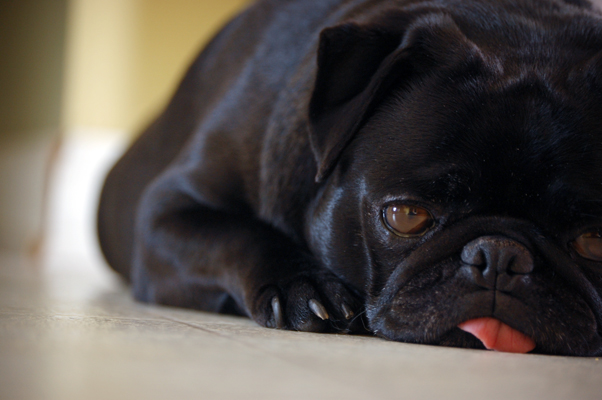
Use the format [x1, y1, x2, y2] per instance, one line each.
[308, 299, 329, 320]
[341, 303, 354, 320]
[271, 296, 284, 329]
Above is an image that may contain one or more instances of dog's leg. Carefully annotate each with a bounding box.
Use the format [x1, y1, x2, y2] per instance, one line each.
[131, 167, 360, 333]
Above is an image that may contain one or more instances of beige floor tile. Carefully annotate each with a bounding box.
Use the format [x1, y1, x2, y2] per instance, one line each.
[1, 253, 601, 400]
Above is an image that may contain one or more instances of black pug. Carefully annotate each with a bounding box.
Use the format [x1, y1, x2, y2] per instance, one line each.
[98, 0, 602, 356]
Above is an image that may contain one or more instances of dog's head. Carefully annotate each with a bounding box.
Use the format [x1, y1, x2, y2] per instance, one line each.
[307, 1, 602, 356]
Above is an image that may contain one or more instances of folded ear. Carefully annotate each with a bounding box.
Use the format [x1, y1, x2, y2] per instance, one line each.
[583, 51, 602, 89]
[308, 23, 402, 182]
[309, 13, 487, 182]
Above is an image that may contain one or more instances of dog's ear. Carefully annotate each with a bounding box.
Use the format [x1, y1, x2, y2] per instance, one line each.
[584, 52, 602, 89]
[568, 50, 602, 99]
[308, 24, 401, 183]
[309, 14, 489, 182]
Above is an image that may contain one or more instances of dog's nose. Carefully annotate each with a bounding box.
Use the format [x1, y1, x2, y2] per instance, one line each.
[461, 236, 534, 275]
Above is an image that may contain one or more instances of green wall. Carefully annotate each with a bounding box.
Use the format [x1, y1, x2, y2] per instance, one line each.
[0, 0, 67, 140]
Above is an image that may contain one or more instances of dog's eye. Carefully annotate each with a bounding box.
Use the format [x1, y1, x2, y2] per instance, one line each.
[384, 205, 434, 237]
[573, 231, 602, 262]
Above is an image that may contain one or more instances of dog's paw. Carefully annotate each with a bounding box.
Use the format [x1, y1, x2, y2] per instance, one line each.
[250, 274, 362, 333]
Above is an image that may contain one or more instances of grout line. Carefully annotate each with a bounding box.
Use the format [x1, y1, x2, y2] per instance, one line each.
[0, 309, 178, 324]
[156, 314, 236, 337]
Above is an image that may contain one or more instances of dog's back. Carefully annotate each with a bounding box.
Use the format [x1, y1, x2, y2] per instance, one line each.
[97, 0, 350, 279]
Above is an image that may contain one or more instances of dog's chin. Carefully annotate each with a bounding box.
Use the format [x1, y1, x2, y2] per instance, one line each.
[369, 313, 535, 354]
[367, 287, 602, 356]
[369, 303, 602, 356]
[369, 318, 487, 350]
[403, 325, 535, 353]
[433, 328, 487, 350]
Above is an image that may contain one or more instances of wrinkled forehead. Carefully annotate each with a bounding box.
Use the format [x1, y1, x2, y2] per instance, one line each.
[350, 72, 602, 222]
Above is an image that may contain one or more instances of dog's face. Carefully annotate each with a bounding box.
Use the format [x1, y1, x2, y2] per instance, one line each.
[307, 8, 602, 355]
[351, 76, 602, 356]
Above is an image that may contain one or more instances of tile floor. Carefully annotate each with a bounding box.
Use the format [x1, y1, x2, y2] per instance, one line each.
[1, 136, 601, 400]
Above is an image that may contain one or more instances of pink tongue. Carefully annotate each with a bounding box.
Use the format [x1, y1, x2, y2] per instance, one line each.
[458, 317, 536, 353]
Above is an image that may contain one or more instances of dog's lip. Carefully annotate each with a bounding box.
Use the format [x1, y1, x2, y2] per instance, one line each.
[371, 290, 540, 349]
[458, 317, 536, 353]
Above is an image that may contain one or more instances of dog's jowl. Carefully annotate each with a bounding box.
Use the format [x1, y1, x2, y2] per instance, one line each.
[98, 0, 602, 356]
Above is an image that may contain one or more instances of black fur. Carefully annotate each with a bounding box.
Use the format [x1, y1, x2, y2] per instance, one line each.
[98, 0, 602, 356]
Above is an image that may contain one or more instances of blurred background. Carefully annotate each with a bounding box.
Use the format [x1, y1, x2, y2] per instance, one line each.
[0, 0, 251, 257]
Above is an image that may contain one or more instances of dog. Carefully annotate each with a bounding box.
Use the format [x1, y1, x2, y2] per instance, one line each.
[98, 0, 602, 356]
